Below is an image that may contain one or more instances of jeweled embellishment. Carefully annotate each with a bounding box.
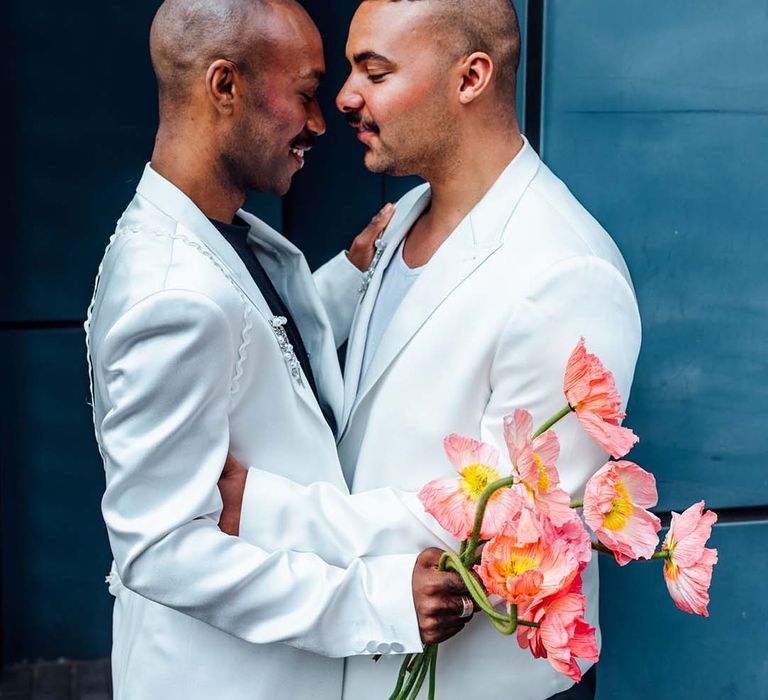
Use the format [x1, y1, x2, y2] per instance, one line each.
[271, 316, 304, 386]
[359, 238, 387, 295]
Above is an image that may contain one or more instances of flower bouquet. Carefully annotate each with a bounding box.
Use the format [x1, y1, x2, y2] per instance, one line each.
[387, 338, 718, 700]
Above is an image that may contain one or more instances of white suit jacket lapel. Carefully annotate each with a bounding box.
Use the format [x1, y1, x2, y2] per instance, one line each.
[135, 165, 340, 432]
[341, 186, 431, 427]
[344, 139, 541, 431]
[240, 211, 344, 433]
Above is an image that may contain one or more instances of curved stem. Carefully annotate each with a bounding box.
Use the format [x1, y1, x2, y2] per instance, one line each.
[462, 476, 515, 565]
[441, 551, 509, 622]
[532, 404, 573, 439]
[570, 500, 584, 509]
[651, 549, 671, 560]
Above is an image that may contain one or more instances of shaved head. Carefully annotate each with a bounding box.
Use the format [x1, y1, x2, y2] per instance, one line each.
[365, 0, 521, 108]
[150, 0, 289, 110]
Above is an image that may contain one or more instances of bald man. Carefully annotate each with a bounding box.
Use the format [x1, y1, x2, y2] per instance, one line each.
[85, 1, 475, 698]
[219, 0, 641, 698]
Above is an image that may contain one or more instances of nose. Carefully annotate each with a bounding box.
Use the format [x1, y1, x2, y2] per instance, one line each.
[307, 99, 326, 137]
[336, 74, 364, 113]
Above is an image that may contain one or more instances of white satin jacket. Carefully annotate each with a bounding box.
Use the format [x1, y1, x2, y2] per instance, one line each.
[239, 139, 642, 699]
[86, 164, 423, 700]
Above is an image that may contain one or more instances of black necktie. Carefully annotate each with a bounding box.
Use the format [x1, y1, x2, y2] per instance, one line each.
[210, 217, 337, 435]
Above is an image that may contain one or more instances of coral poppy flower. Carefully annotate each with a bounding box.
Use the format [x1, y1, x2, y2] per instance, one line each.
[517, 574, 599, 682]
[418, 434, 523, 540]
[583, 461, 661, 565]
[564, 338, 638, 459]
[662, 501, 718, 616]
[504, 409, 573, 527]
[475, 508, 579, 605]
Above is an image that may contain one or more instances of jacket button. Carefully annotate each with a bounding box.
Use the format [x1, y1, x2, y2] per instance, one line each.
[366, 641, 379, 653]
[376, 642, 391, 654]
[390, 642, 405, 653]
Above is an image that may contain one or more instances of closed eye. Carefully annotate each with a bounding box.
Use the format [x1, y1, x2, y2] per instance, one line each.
[367, 73, 391, 83]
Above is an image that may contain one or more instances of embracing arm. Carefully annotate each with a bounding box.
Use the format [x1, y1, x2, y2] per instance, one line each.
[97, 290, 423, 657]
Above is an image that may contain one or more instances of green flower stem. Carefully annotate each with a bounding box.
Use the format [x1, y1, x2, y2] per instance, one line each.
[532, 404, 574, 439]
[570, 500, 584, 509]
[591, 540, 671, 561]
[396, 652, 426, 700]
[405, 647, 432, 700]
[388, 654, 414, 700]
[462, 476, 515, 565]
[440, 551, 508, 622]
[427, 645, 438, 700]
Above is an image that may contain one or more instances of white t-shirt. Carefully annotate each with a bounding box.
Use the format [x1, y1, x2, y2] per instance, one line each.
[360, 240, 426, 380]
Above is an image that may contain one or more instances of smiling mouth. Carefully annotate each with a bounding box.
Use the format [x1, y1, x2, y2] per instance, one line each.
[290, 145, 311, 167]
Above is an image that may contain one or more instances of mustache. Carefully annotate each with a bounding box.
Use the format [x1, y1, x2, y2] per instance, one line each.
[345, 112, 380, 134]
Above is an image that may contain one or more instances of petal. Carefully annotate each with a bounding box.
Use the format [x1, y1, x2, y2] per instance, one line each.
[615, 461, 659, 509]
[443, 433, 499, 473]
[417, 476, 474, 540]
[576, 411, 639, 459]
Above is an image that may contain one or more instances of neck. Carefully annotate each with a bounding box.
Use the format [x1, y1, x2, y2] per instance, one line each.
[403, 123, 524, 267]
[150, 121, 245, 224]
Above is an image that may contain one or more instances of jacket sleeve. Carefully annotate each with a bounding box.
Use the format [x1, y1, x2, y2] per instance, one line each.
[96, 289, 421, 658]
[312, 251, 364, 348]
[480, 255, 642, 497]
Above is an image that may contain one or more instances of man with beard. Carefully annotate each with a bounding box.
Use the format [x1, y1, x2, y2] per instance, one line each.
[220, 0, 641, 698]
[86, 1, 476, 698]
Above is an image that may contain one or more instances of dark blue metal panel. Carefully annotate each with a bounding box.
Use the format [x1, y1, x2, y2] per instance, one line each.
[3, 1, 282, 323]
[284, 1, 387, 270]
[597, 520, 767, 699]
[541, 0, 768, 510]
[1, 329, 112, 663]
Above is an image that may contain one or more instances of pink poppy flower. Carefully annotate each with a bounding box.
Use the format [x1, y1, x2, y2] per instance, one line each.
[418, 434, 523, 540]
[583, 460, 661, 565]
[517, 574, 599, 682]
[556, 508, 593, 568]
[475, 508, 579, 605]
[662, 501, 718, 616]
[504, 409, 573, 527]
[564, 338, 638, 459]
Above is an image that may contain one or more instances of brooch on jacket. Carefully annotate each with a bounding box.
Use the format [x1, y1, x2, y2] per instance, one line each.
[359, 237, 387, 296]
[270, 316, 304, 387]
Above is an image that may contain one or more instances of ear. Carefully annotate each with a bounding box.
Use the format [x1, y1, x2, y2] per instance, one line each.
[205, 59, 240, 115]
[457, 51, 494, 105]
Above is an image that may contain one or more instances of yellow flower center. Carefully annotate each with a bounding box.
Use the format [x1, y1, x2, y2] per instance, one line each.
[533, 453, 550, 492]
[460, 463, 502, 500]
[499, 554, 539, 578]
[604, 482, 633, 531]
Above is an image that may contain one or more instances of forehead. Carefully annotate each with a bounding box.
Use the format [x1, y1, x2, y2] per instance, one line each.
[264, 3, 325, 78]
[347, 1, 442, 61]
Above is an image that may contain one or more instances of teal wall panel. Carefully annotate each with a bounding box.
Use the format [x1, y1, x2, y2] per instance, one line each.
[540, 0, 768, 511]
[1, 330, 112, 662]
[3, 1, 281, 323]
[596, 520, 767, 699]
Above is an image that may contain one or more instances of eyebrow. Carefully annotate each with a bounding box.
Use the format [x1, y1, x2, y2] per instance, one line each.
[352, 51, 392, 64]
[300, 69, 325, 82]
